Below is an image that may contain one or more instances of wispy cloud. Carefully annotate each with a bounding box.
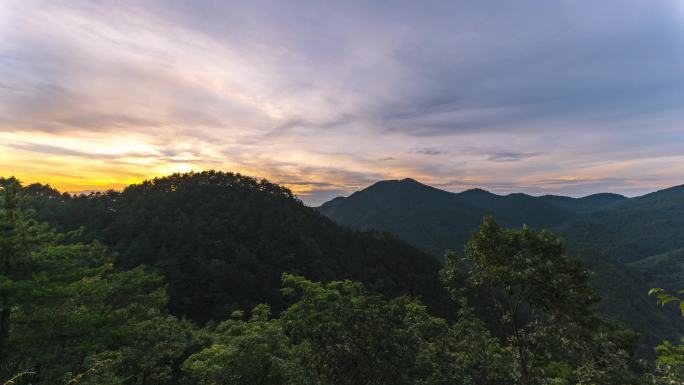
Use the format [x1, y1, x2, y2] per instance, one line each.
[416, 148, 445, 156]
[1, 0, 684, 205]
[487, 152, 540, 163]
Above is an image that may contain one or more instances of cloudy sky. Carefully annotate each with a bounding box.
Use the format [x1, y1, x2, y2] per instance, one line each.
[1, 0, 683, 205]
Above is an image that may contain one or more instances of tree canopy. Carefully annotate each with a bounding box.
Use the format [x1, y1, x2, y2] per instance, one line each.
[0, 172, 679, 384]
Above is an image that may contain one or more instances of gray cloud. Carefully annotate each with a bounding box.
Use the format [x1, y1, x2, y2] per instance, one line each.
[416, 148, 445, 156]
[1, 0, 684, 202]
[9, 143, 148, 159]
[487, 152, 540, 163]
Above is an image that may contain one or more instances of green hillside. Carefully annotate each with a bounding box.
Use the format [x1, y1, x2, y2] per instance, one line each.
[1, 172, 677, 384]
[319, 178, 575, 256]
[558, 185, 684, 263]
[630, 247, 684, 292]
[539, 193, 627, 212]
[318, 178, 684, 344]
[22, 172, 450, 324]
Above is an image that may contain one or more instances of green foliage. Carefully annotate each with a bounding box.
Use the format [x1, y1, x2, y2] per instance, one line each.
[648, 285, 684, 384]
[183, 305, 294, 385]
[458, 217, 598, 318]
[652, 338, 684, 384]
[79, 313, 205, 385]
[0, 178, 201, 385]
[556, 320, 645, 385]
[415, 305, 514, 385]
[24, 172, 449, 324]
[441, 217, 641, 385]
[281, 274, 437, 385]
[0, 173, 668, 384]
[318, 178, 684, 343]
[280, 274, 515, 385]
[650, 288, 684, 317]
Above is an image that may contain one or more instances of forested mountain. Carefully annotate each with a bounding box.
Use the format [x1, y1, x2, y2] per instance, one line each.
[318, 178, 574, 256]
[20, 172, 450, 324]
[318, 178, 684, 344]
[630, 247, 684, 293]
[538, 193, 627, 213]
[1, 172, 682, 384]
[558, 185, 684, 263]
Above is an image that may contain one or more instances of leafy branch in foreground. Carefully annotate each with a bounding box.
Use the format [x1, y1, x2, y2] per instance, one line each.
[649, 288, 684, 317]
[649, 288, 684, 384]
[2, 371, 35, 385]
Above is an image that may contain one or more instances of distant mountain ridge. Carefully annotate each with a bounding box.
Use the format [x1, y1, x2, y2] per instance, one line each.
[322, 178, 627, 217]
[318, 178, 684, 344]
[539, 192, 627, 212]
[318, 178, 608, 256]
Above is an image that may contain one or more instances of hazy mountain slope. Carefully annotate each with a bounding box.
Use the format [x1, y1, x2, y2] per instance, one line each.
[318, 179, 684, 343]
[319, 179, 485, 256]
[319, 178, 575, 256]
[23, 172, 450, 324]
[540, 193, 626, 213]
[454, 189, 573, 227]
[320, 179, 684, 265]
[557, 185, 684, 263]
[629, 247, 684, 292]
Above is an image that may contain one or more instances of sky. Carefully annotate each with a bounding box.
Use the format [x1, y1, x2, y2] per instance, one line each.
[1, 0, 684, 205]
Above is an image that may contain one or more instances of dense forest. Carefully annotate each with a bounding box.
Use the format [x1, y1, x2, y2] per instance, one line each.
[18, 173, 449, 324]
[1, 171, 683, 384]
[318, 178, 684, 345]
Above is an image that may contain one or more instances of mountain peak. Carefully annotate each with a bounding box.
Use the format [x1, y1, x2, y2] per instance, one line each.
[399, 177, 420, 184]
[366, 177, 433, 192]
[459, 188, 495, 196]
[579, 192, 626, 201]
